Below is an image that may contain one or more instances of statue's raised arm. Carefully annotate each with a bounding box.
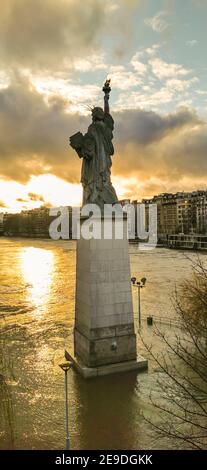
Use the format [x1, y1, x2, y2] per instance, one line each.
[102, 79, 111, 114]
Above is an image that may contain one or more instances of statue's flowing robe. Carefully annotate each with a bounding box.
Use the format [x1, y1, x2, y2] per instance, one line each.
[80, 113, 118, 208]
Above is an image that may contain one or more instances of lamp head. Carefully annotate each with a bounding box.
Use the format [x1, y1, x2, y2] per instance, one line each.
[141, 277, 147, 286]
[131, 277, 136, 285]
[59, 362, 72, 372]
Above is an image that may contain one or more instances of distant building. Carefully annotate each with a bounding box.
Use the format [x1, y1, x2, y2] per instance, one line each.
[190, 190, 207, 234]
[3, 206, 73, 238]
[162, 199, 178, 235]
[0, 213, 4, 234]
[142, 191, 207, 240]
[2, 212, 15, 234]
[20, 207, 51, 237]
[2, 191, 207, 243]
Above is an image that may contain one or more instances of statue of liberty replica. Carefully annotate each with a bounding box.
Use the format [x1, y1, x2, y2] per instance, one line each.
[70, 79, 118, 211]
[67, 80, 147, 377]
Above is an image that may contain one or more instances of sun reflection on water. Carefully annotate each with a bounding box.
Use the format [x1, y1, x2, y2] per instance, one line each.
[20, 247, 54, 316]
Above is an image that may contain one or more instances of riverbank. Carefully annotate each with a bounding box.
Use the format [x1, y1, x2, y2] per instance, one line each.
[1, 234, 207, 252]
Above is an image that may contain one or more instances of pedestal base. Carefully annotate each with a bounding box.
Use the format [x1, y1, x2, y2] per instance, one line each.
[75, 215, 139, 368]
[65, 348, 148, 378]
[74, 325, 137, 367]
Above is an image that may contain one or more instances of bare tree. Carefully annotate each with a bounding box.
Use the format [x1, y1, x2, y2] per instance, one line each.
[141, 256, 207, 450]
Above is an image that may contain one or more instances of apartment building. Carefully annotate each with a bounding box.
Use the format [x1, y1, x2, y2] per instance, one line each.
[142, 191, 207, 239]
[0, 213, 4, 234]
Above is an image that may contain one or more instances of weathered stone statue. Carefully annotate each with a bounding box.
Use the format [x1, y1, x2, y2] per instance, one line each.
[70, 79, 118, 210]
[66, 81, 148, 376]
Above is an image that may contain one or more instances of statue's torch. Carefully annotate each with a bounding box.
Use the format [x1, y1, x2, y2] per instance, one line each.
[103, 78, 111, 114]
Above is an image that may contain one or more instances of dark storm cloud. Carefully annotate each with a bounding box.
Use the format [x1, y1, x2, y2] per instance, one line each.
[0, 77, 207, 188]
[111, 105, 206, 187]
[163, 126, 207, 178]
[114, 108, 207, 184]
[114, 107, 199, 145]
[113, 119, 207, 182]
[0, 0, 140, 72]
[0, 76, 87, 182]
[0, 0, 107, 70]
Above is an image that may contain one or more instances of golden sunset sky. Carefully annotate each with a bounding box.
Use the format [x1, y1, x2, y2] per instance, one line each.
[0, 0, 207, 212]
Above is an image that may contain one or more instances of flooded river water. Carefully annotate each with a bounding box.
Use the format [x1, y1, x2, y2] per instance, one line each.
[0, 238, 205, 449]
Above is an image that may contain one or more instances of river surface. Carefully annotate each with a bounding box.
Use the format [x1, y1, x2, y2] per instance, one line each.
[0, 238, 206, 449]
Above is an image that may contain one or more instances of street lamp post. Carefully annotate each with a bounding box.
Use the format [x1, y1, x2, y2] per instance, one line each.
[131, 277, 147, 329]
[59, 362, 72, 450]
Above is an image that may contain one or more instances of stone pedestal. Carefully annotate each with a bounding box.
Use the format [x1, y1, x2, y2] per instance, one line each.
[69, 214, 148, 377]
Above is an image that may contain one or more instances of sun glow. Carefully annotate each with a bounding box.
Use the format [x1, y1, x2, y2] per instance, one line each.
[0, 172, 145, 213]
[0, 174, 82, 212]
[28, 174, 82, 207]
[2, 172, 205, 213]
[20, 247, 54, 317]
[113, 176, 142, 201]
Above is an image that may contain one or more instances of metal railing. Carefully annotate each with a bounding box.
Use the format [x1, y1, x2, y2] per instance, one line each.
[134, 313, 182, 329]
